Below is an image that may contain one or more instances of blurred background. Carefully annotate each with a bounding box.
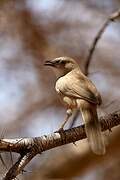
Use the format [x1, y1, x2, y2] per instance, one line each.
[0, 0, 120, 179]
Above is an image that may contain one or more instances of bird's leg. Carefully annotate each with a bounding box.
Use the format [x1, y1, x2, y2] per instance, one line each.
[58, 109, 72, 132]
[57, 109, 77, 146]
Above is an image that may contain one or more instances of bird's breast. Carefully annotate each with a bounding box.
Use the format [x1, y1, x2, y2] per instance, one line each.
[55, 77, 64, 94]
[55, 77, 78, 109]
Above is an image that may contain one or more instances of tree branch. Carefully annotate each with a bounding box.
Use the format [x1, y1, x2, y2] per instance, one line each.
[45, 130, 120, 178]
[1, 110, 120, 179]
[85, 8, 120, 76]
[4, 152, 36, 180]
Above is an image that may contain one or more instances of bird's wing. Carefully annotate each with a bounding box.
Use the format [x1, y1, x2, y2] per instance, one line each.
[56, 70, 101, 105]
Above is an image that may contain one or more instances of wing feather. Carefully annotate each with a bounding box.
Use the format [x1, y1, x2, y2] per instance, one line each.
[56, 69, 101, 105]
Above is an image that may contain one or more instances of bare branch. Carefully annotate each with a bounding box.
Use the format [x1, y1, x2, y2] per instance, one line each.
[85, 8, 120, 76]
[4, 152, 36, 180]
[45, 130, 120, 178]
[0, 110, 120, 179]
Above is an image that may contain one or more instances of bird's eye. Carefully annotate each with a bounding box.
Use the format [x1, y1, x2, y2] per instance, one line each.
[60, 61, 66, 64]
[55, 60, 66, 65]
[55, 60, 60, 64]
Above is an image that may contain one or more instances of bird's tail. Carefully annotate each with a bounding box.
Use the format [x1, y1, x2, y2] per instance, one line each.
[79, 100, 105, 155]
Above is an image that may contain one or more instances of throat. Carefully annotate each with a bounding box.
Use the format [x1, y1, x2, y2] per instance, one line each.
[53, 68, 68, 79]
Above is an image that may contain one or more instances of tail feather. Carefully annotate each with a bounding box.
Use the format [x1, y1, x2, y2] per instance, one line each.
[80, 100, 105, 155]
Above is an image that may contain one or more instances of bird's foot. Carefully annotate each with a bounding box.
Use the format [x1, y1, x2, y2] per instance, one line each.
[54, 128, 64, 133]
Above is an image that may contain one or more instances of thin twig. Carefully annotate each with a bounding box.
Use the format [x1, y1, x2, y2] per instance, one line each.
[85, 8, 120, 75]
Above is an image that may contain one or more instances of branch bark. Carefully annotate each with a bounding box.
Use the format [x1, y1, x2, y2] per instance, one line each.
[1, 110, 120, 179]
[45, 130, 120, 178]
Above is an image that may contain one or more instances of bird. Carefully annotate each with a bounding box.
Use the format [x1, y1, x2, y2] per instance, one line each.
[44, 56, 105, 155]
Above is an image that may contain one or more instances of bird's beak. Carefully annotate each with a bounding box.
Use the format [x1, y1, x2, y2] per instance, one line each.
[44, 60, 55, 67]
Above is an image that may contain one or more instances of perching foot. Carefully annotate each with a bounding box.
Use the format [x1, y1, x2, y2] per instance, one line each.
[55, 128, 64, 133]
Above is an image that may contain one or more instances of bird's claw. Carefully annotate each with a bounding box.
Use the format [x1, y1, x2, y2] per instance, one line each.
[55, 128, 64, 133]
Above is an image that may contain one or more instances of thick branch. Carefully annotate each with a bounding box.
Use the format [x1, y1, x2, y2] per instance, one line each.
[45, 130, 120, 178]
[1, 110, 120, 179]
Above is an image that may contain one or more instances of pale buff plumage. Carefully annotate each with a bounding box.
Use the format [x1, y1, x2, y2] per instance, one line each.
[45, 57, 105, 155]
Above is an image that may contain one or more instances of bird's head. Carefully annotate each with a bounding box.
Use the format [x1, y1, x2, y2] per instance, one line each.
[44, 56, 79, 78]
